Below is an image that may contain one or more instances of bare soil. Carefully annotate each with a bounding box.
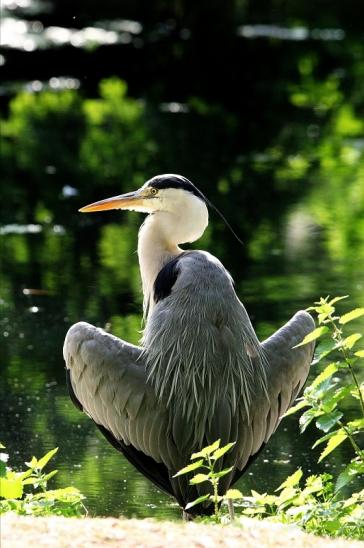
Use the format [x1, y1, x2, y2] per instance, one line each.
[2, 514, 363, 548]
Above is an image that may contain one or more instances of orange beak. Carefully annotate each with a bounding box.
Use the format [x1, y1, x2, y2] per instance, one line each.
[79, 191, 144, 213]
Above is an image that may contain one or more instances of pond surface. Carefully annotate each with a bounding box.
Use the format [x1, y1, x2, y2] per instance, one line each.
[0, 0, 363, 520]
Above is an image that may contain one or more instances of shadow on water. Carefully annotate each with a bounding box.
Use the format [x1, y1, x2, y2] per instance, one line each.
[0, 0, 363, 519]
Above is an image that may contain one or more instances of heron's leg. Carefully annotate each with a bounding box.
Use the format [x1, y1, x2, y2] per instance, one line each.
[182, 510, 193, 522]
[227, 498, 235, 521]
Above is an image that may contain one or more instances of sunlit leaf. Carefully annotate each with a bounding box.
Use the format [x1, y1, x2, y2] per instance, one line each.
[293, 327, 329, 348]
[276, 469, 303, 491]
[25, 456, 38, 469]
[354, 350, 364, 358]
[283, 400, 308, 417]
[311, 363, 339, 388]
[339, 308, 364, 325]
[0, 477, 23, 499]
[36, 447, 58, 470]
[189, 473, 209, 485]
[173, 460, 204, 477]
[185, 494, 210, 510]
[318, 430, 347, 462]
[328, 296, 349, 306]
[347, 418, 364, 430]
[342, 333, 362, 349]
[312, 340, 337, 365]
[226, 489, 243, 500]
[312, 429, 341, 449]
[191, 440, 220, 459]
[211, 442, 236, 460]
[212, 467, 233, 479]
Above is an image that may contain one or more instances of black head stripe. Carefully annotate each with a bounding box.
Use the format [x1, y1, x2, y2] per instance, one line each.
[146, 174, 206, 202]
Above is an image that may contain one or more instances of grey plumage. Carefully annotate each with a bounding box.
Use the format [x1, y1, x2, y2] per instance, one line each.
[64, 174, 315, 515]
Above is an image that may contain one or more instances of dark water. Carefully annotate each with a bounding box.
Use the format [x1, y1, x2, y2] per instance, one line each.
[1, 0, 364, 520]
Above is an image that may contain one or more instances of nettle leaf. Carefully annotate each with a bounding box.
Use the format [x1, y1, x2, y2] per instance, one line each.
[312, 429, 341, 449]
[347, 418, 364, 431]
[191, 440, 220, 460]
[276, 469, 303, 491]
[354, 350, 364, 358]
[339, 308, 364, 325]
[342, 333, 362, 350]
[211, 442, 236, 460]
[299, 408, 320, 433]
[212, 467, 233, 479]
[335, 461, 364, 492]
[226, 489, 243, 500]
[36, 448, 58, 470]
[311, 363, 339, 389]
[312, 340, 337, 365]
[284, 399, 309, 417]
[0, 477, 23, 499]
[25, 456, 38, 469]
[189, 473, 209, 485]
[318, 430, 347, 462]
[328, 296, 349, 306]
[315, 411, 343, 433]
[173, 459, 204, 477]
[293, 326, 329, 348]
[185, 494, 210, 510]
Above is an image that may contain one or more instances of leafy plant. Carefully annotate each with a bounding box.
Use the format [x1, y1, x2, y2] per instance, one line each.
[0, 444, 86, 516]
[287, 296, 364, 490]
[239, 469, 364, 539]
[173, 439, 242, 521]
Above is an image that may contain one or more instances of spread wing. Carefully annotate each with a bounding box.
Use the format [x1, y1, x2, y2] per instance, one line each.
[63, 321, 180, 500]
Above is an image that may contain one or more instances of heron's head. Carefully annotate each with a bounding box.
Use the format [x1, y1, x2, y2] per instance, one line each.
[79, 174, 209, 244]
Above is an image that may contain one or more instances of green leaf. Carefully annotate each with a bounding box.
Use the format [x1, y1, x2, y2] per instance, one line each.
[226, 489, 243, 500]
[276, 469, 303, 491]
[312, 429, 341, 449]
[0, 477, 23, 499]
[299, 408, 319, 433]
[318, 430, 347, 462]
[315, 410, 343, 432]
[311, 363, 339, 388]
[354, 350, 364, 358]
[0, 444, 5, 449]
[25, 456, 38, 469]
[211, 442, 236, 460]
[212, 466, 233, 479]
[191, 440, 220, 460]
[347, 418, 364, 430]
[43, 470, 58, 481]
[36, 448, 58, 470]
[283, 399, 309, 417]
[335, 461, 364, 491]
[173, 460, 204, 477]
[328, 296, 349, 306]
[293, 326, 329, 348]
[339, 308, 364, 325]
[31, 486, 83, 502]
[312, 340, 337, 365]
[189, 473, 209, 485]
[342, 333, 362, 349]
[185, 494, 210, 510]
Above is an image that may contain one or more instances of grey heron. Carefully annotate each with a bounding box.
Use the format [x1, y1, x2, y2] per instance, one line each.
[64, 174, 315, 516]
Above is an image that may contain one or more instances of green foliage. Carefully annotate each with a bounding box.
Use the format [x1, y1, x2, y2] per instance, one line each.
[0, 445, 86, 517]
[174, 440, 241, 521]
[239, 472, 364, 539]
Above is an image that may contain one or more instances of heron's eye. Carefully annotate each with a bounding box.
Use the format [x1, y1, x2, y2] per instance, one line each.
[150, 188, 158, 196]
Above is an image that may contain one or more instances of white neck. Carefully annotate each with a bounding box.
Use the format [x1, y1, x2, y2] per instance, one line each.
[137, 192, 208, 316]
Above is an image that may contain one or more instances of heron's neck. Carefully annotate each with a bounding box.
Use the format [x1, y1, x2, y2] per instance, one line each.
[138, 214, 181, 315]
